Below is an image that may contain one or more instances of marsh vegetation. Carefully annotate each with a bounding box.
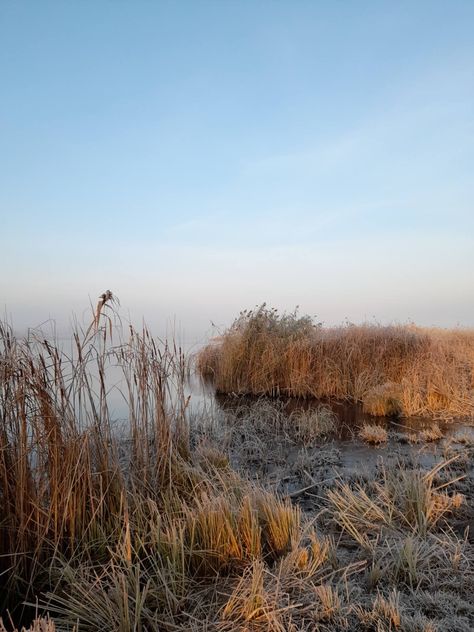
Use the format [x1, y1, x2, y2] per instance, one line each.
[198, 305, 474, 419]
[0, 301, 473, 631]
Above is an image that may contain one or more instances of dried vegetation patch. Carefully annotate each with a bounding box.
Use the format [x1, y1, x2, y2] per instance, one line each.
[359, 423, 389, 444]
[1, 299, 473, 631]
[198, 305, 474, 419]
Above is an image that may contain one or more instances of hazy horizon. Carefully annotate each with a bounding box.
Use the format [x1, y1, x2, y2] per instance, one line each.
[1, 1, 473, 338]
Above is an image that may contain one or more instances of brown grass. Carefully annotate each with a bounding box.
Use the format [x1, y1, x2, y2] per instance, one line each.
[0, 310, 189, 620]
[0, 301, 325, 630]
[197, 305, 474, 419]
[327, 457, 465, 546]
[1, 299, 472, 631]
[0, 618, 57, 632]
[359, 423, 389, 444]
[418, 424, 443, 442]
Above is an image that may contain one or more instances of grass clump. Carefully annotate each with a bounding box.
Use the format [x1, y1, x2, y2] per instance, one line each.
[198, 305, 474, 419]
[288, 406, 337, 445]
[327, 458, 465, 549]
[359, 423, 389, 445]
[418, 424, 443, 443]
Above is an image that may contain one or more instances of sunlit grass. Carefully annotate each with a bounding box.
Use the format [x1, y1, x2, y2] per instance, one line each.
[198, 305, 474, 419]
[359, 423, 389, 444]
[1, 299, 472, 631]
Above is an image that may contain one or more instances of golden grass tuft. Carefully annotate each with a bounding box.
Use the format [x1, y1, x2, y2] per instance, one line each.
[198, 305, 474, 419]
[359, 423, 389, 444]
[289, 405, 337, 444]
[327, 457, 465, 549]
[312, 584, 342, 623]
[418, 424, 443, 442]
[220, 560, 285, 631]
[354, 589, 402, 629]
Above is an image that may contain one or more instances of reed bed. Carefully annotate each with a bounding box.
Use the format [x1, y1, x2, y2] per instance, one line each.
[1, 298, 473, 631]
[0, 300, 333, 630]
[197, 305, 474, 419]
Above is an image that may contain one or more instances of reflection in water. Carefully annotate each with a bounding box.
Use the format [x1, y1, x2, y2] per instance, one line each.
[209, 389, 473, 440]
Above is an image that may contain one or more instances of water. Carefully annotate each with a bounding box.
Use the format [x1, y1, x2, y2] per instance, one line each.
[188, 380, 474, 508]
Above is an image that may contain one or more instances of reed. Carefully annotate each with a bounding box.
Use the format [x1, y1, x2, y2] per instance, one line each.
[197, 305, 474, 419]
[1, 299, 472, 631]
[0, 300, 309, 629]
[0, 302, 190, 620]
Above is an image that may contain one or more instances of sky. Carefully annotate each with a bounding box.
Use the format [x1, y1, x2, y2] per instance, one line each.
[1, 1, 473, 340]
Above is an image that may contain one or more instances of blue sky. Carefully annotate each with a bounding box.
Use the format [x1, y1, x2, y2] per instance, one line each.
[1, 1, 473, 337]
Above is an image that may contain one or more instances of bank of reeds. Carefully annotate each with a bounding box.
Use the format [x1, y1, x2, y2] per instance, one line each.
[1, 299, 472, 631]
[0, 306, 185, 621]
[197, 305, 474, 419]
[0, 300, 323, 630]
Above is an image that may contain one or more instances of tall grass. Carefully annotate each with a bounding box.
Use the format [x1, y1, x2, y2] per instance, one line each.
[197, 305, 474, 418]
[0, 306, 189, 617]
[0, 300, 312, 629]
[1, 299, 472, 631]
